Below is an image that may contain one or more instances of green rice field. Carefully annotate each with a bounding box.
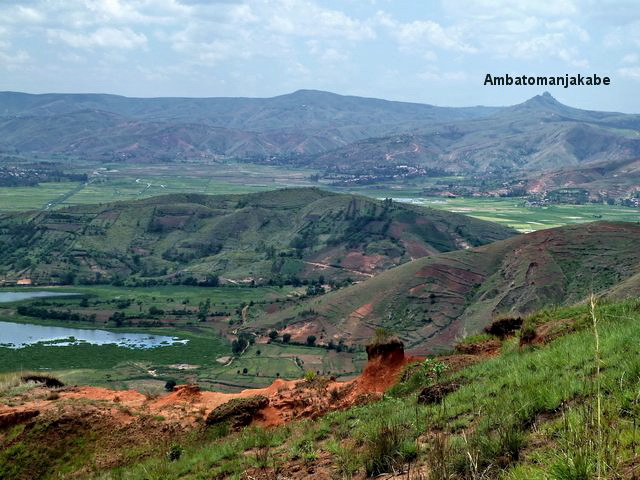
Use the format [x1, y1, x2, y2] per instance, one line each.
[390, 196, 640, 232]
[0, 162, 319, 212]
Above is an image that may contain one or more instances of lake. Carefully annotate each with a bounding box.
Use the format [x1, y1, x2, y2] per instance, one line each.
[0, 291, 188, 349]
[0, 291, 81, 303]
[0, 321, 189, 349]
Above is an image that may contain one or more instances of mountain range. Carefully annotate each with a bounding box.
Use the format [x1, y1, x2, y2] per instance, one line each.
[2, 90, 639, 182]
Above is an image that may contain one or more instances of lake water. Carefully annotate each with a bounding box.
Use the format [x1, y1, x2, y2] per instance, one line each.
[0, 321, 189, 349]
[0, 291, 82, 303]
[0, 291, 188, 349]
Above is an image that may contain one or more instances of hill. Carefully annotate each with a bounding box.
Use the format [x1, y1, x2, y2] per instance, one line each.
[3, 298, 640, 479]
[308, 92, 640, 175]
[255, 221, 640, 353]
[0, 188, 516, 286]
[0, 90, 497, 159]
[2, 91, 639, 178]
[527, 156, 640, 198]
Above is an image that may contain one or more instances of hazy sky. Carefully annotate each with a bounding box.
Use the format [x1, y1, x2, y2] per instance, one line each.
[1, 0, 639, 112]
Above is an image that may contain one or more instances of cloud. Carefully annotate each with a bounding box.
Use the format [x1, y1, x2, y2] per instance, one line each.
[444, 0, 579, 19]
[510, 33, 588, 67]
[0, 50, 30, 70]
[392, 19, 476, 54]
[265, 0, 375, 41]
[47, 27, 147, 49]
[618, 66, 640, 80]
[418, 69, 468, 82]
[167, 0, 374, 67]
[0, 25, 30, 70]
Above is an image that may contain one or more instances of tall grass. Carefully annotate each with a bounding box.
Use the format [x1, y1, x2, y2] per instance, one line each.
[17, 298, 640, 480]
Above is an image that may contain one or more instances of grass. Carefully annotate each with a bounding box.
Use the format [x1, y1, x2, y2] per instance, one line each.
[73, 297, 640, 479]
[1, 160, 636, 235]
[0, 285, 364, 390]
[0, 328, 225, 373]
[0, 284, 294, 307]
[387, 196, 640, 233]
[0, 162, 319, 213]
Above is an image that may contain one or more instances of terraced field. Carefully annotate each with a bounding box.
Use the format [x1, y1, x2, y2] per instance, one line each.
[256, 221, 640, 354]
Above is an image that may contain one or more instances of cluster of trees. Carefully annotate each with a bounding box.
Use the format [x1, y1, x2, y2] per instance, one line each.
[17, 305, 96, 323]
[231, 332, 254, 354]
[0, 167, 88, 187]
[178, 275, 220, 287]
[161, 243, 222, 262]
[266, 329, 357, 352]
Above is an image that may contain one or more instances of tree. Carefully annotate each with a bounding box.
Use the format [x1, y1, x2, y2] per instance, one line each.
[306, 335, 317, 346]
[165, 379, 177, 392]
[242, 368, 248, 374]
[268, 330, 278, 340]
[202, 275, 219, 287]
[282, 333, 291, 343]
[232, 338, 248, 354]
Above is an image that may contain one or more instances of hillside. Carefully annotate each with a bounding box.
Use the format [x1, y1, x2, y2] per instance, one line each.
[0, 188, 515, 285]
[527, 156, 640, 197]
[309, 93, 640, 175]
[0, 90, 497, 159]
[2, 91, 639, 177]
[255, 221, 640, 353]
[3, 298, 640, 479]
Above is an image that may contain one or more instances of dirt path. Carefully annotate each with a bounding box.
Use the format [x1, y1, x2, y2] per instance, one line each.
[384, 142, 420, 162]
[302, 261, 374, 278]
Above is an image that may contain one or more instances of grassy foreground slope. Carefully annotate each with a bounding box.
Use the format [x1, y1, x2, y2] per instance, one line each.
[4, 298, 640, 479]
[0, 188, 515, 285]
[258, 221, 640, 353]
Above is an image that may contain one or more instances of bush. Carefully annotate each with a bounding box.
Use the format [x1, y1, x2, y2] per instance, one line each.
[167, 444, 183, 462]
[165, 380, 177, 392]
[362, 421, 417, 476]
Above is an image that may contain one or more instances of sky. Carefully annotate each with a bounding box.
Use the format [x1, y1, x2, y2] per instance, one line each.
[1, 0, 639, 112]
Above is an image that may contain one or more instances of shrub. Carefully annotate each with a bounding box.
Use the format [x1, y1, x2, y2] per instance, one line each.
[167, 444, 183, 462]
[362, 421, 417, 476]
[165, 379, 177, 392]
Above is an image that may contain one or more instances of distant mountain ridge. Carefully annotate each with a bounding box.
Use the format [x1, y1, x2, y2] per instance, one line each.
[1, 90, 638, 177]
[0, 90, 497, 159]
[309, 93, 640, 174]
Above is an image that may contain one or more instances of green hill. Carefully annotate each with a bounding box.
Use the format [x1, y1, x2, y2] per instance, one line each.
[256, 221, 640, 353]
[0, 188, 516, 286]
